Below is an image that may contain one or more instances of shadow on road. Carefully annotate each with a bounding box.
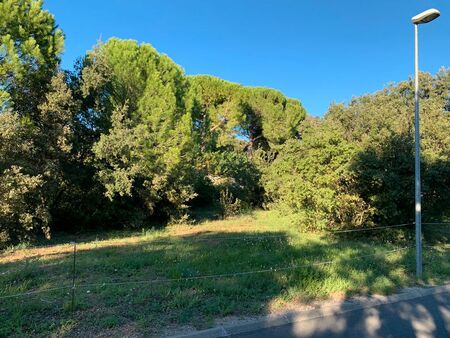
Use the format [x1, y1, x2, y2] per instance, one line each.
[232, 291, 450, 338]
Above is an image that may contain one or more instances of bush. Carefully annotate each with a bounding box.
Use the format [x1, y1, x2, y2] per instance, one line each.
[259, 121, 373, 231]
[0, 166, 49, 246]
[218, 188, 248, 218]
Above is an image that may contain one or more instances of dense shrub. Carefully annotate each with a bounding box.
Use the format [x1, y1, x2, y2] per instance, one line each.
[259, 120, 373, 231]
[261, 70, 450, 230]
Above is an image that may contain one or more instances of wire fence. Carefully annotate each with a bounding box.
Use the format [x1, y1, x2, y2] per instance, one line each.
[0, 221, 417, 275]
[0, 221, 419, 257]
[0, 286, 72, 300]
[330, 223, 412, 233]
[0, 223, 415, 264]
[1, 223, 449, 307]
[2, 221, 447, 262]
[0, 245, 413, 301]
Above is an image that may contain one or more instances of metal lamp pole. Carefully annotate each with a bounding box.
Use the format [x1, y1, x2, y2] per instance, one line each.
[414, 22, 422, 279]
[411, 8, 440, 279]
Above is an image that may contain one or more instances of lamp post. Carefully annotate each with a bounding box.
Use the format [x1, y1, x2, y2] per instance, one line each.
[411, 8, 440, 279]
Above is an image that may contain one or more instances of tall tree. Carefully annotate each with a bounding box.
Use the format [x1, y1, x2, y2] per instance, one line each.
[186, 75, 306, 210]
[0, 0, 72, 243]
[84, 39, 196, 220]
[0, 0, 64, 113]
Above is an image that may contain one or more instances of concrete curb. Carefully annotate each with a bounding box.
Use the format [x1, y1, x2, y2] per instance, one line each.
[169, 283, 450, 338]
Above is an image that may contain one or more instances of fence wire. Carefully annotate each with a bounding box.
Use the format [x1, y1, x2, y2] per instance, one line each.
[0, 222, 416, 262]
[0, 286, 71, 300]
[330, 223, 412, 234]
[0, 246, 411, 301]
[2, 222, 449, 302]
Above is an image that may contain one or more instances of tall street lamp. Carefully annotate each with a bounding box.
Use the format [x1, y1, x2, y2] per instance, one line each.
[411, 8, 440, 279]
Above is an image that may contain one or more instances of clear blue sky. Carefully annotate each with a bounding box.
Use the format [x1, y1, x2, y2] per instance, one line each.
[45, 0, 449, 117]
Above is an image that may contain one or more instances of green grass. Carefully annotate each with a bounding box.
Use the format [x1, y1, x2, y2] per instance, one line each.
[0, 210, 449, 337]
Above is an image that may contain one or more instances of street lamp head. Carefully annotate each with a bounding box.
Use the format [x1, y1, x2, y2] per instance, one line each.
[412, 8, 440, 25]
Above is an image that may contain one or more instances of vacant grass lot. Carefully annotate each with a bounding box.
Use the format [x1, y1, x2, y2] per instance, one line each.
[1, 211, 449, 337]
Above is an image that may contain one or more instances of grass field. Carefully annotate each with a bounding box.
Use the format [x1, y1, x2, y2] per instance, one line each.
[1, 210, 449, 337]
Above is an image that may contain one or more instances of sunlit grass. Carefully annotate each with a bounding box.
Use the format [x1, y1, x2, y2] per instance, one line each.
[0, 210, 448, 337]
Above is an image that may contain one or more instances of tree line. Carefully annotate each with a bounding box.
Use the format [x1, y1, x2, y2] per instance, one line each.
[1, 0, 449, 246]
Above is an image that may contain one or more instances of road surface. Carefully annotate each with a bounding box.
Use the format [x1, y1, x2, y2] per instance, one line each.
[231, 291, 450, 338]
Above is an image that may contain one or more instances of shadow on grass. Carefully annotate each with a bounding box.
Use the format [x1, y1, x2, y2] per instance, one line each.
[0, 229, 446, 337]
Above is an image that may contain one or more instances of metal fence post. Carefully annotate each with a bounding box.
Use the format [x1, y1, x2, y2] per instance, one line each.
[71, 242, 77, 311]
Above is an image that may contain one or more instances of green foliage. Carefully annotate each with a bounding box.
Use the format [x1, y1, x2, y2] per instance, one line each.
[0, 0, 64, 113]
[187, 75, 245, 151]
[242, 87, 306, 148]
[186, 75, 305, 213]
[205, 151, 260, 203]
[187, 75, 306, 151]
[263, 69, 450, 230]
[0, 109, 49, 245]
[2, 0, 449, 243]
[84, 42, 304, 222]
[260, 119, 372, 231]
[0, 71, 82, 243]
[328, 69, 450, 224]
[0, 2, 305, 244]
[0, 1, 117, 243]
[0, 1, 67, 244]
[86, 40, 196, 220]
[218, 188, 246, 218]
[0, 166, 47, 245]
[194, 151, 260, 216]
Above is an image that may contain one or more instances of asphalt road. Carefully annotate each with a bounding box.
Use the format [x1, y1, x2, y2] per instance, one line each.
[231, 291, 450, 338]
